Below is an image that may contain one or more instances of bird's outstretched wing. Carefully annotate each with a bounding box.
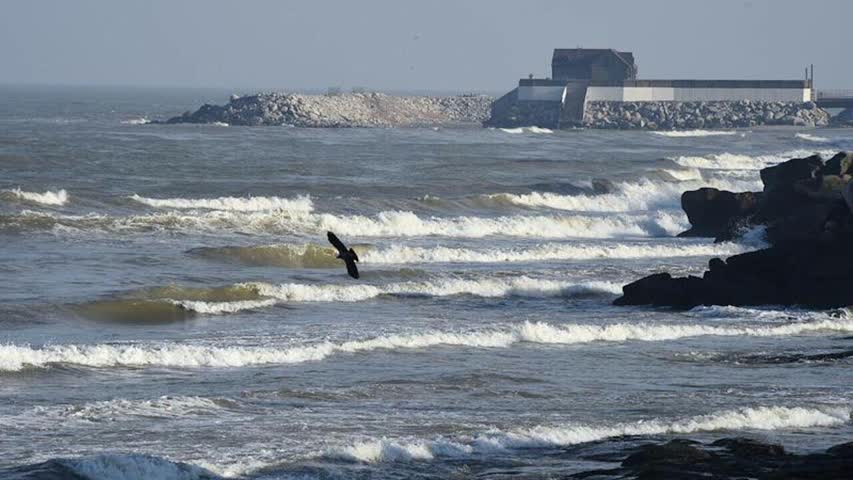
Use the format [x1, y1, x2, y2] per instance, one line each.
[327, 231, 347, 254]
[345, 258, 360, 279]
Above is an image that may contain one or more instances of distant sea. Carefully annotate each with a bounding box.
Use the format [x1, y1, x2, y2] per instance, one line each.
[1, 85, 852, 479]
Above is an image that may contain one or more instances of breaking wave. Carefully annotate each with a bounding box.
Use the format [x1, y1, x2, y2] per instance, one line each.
[672, 149, 836, 171]
[2, 188, 68, 206]
[1, 396, 228, 427]
[129, 194, 313, 212]
[480, 176, 760, 213]
[362, 241, 754, 264]
[4, 209, 687, 238]
[3, 454, 219, 480]
[499, 126, 553, 134]
[120, 117, 151, 125]
[74, 284, 264, 322]
[4, 317, 852, 372]
[310, 210, 689, 239]
[188, 243, 372, 268]
[248, 277, 622, 305]
[68, 277, 621, 321]
[795, 132, 830, 143]
[652, 130, 739, 138]
[330, 405, 851, 463]
[189, 240, 753, 267]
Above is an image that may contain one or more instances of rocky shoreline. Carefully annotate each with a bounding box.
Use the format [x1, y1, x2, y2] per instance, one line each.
[160, 92, 493, 127]
[570, 437, 853, 479]
[583, 100, 830, 129]
[615, 150, 853, 309]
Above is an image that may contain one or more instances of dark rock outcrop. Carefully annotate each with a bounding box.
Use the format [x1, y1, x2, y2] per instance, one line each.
[573, 437, 853, 480]
[677, 188, 762, 238]
[615, 151, 853, 308]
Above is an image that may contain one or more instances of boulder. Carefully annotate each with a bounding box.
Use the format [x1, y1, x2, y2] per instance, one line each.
[711, 438, 786, 458]
[678, 188, 761, 238]
[822, 151, 853, 176]
[759, 154, 823, 193]
[576, 438, 853, 480]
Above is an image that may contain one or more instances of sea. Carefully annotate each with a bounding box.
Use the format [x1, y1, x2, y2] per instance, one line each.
[1, 85, 852, 479]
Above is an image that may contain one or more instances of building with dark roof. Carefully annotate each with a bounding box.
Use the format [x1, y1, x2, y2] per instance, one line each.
[485, 47, 814, 129]
[551, 49, 637, 82]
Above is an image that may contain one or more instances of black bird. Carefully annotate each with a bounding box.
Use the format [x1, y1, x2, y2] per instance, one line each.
[327, 231, 360, 279]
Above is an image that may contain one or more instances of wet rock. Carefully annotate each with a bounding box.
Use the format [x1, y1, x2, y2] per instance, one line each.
[822, 151, 853, 176]
[711, 438, 786, 457]
[616, 151, 853, 309]
[678, 188, 762, 238]
[573, 437, 853, 480]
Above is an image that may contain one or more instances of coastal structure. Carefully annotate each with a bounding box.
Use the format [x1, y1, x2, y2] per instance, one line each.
[487, 48, 825, 129]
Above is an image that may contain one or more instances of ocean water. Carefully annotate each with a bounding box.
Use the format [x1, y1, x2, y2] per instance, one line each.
[1, 85, 852, 479]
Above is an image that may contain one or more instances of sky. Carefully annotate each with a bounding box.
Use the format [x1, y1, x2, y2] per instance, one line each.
[2, 0, 852, 92]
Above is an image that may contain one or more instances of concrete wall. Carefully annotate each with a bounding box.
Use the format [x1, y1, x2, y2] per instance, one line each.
[516, 78, 811, 104]
[586, 86, 810, 102]
[517, 85, 566, 101]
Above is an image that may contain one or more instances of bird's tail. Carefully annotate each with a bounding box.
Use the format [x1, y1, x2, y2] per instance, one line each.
[349, 248, 359, 262]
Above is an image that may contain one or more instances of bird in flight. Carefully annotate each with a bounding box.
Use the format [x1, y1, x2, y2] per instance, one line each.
[327, 231, 360, 279]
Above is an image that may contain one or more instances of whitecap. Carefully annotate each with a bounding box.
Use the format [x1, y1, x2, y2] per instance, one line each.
[129, 194, 313, 212]
[499, 126, 553, 134]
[362, 241, 756, 264]
[3, 316, 852, 371]
[672, 149, 836, 171]
[795, 132, 830, 143]
[653, 130, 738, 138]
[3, 188, 68, 206]
[330, 405, 851, 463]
[120, 117, 151, 125]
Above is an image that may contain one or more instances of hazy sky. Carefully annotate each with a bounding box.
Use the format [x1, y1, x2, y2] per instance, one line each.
[2, 0, 852, 92]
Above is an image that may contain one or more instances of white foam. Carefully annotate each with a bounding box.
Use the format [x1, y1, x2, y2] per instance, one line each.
[673, 149, 836, 171]
[653, 130, 739, 138]
[362, 241, 755, 264]
[482, 176, 760, 213]
[120, 117, 151, 125]
[129, 194, 313, 212]
[661, 168, 704, 181]
[66, 454, 215, 480]
[249, 277, 623, 304]
[499, 126, 553, 134]
[172, 298, 279, 314]
[310, 210, 689, 238]
[1, 396, 225, 427]
[4, 317, 852, 371]
[5, 188, 68, 206]
[22, 208, 688, 239]
[331, 405, 851, 463]
[796, 132, 830, 143]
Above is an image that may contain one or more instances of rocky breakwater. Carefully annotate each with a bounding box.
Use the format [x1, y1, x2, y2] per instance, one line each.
[584, 100, 830, 129]
[615, 150, 853, 308]
[162, 92, 493, 127]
